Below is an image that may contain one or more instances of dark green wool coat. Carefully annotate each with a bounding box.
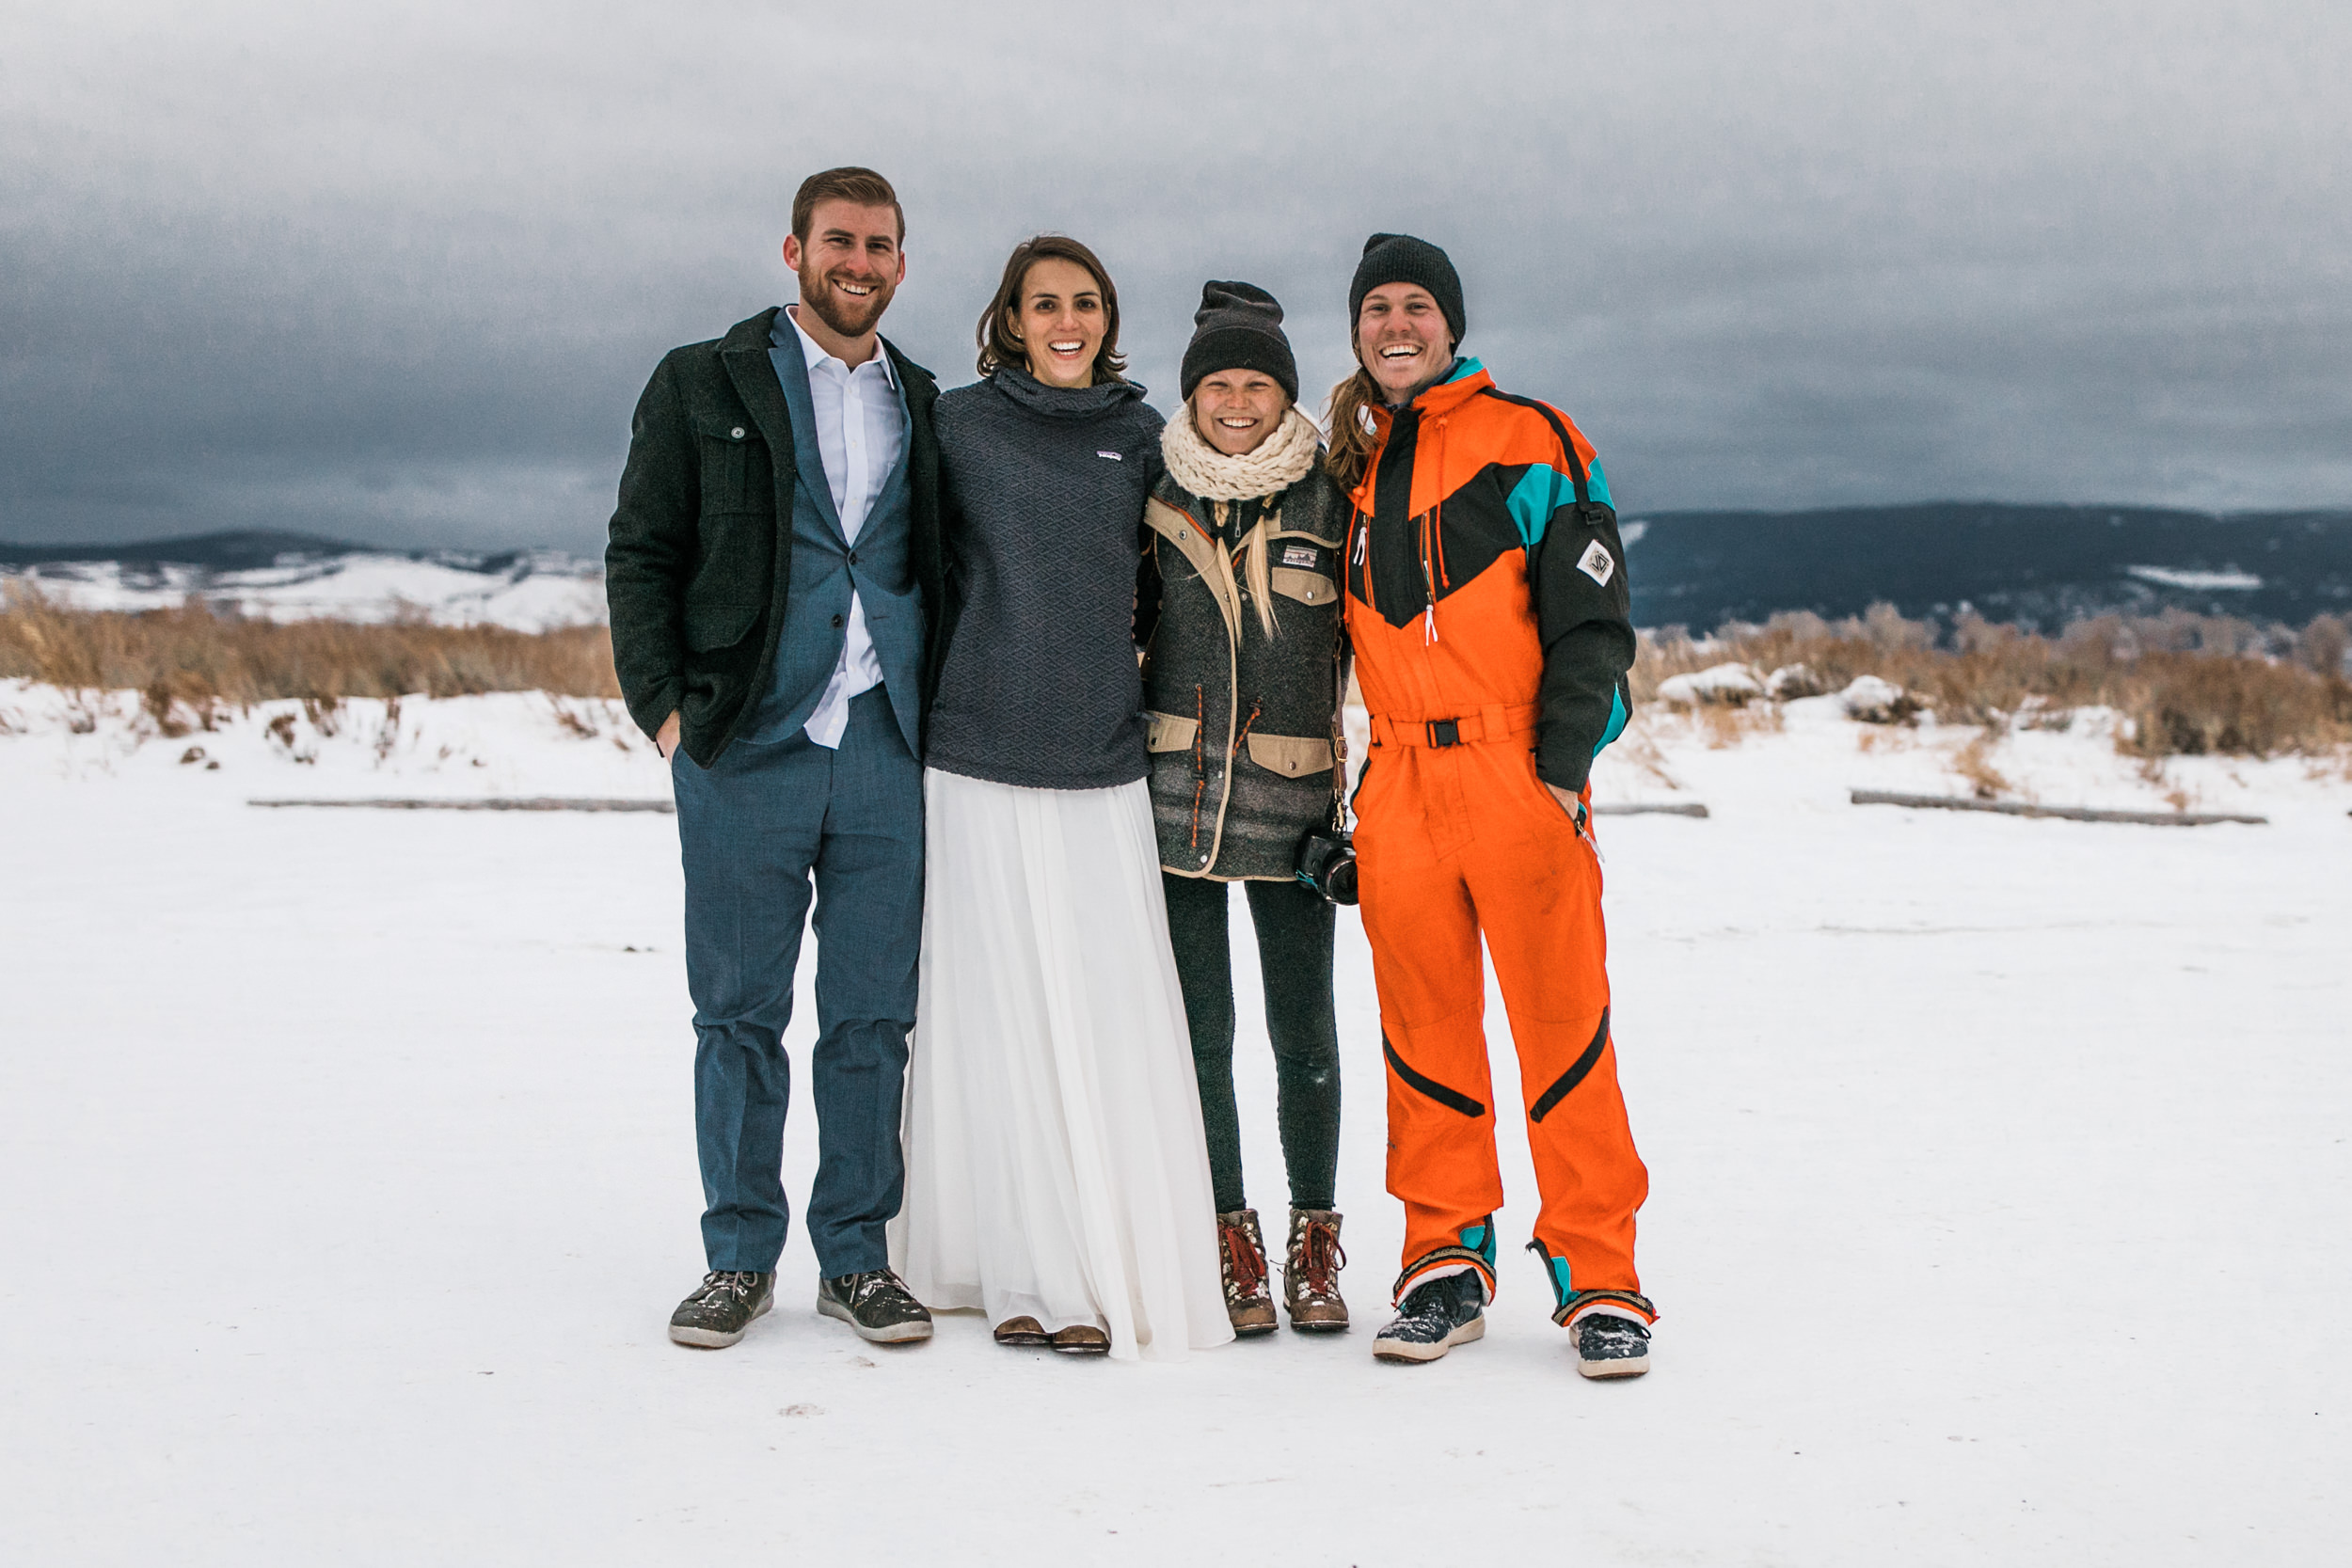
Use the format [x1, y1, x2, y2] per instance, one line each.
[1139, 466, 1350, 881]
[603, 309, 945, 767]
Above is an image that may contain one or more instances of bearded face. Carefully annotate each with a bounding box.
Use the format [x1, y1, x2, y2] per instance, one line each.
[798, 249, 896, 338]
[788, 199, 903, 341]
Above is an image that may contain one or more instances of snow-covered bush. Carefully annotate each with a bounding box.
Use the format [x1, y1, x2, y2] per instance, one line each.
[1838, 674, 1918, 724]
[1656, 662, 1765, 708]
[1766, 662, 1831, 699]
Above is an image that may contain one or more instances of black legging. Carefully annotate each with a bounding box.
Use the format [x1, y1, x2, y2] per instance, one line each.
[1161, 873, 1341, 1214]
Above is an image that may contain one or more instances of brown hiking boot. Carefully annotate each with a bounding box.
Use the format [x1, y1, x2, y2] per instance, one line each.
[1284, 1208, 1349, 1332]
[1216, 1209, 1279, 1336]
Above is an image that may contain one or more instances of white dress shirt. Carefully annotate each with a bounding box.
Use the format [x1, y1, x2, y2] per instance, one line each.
[787, 305, 906, 750]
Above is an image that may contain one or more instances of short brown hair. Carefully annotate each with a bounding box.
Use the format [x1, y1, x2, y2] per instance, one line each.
[975, 233, 1127, 383]
[791, 166, 904, 245]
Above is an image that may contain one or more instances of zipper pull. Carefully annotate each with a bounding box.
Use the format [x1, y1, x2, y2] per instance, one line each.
[1570, 797, 1605, 862]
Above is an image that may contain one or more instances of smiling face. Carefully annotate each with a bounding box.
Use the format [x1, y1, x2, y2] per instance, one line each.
[1356, 282, 1454, 404]
[1191, 370, 1291, 456]
[782, 198, 904, 341]
[1011, 257, 1107, 388]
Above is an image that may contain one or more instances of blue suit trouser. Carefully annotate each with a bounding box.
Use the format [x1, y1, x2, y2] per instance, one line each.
[671, 686, 921, 1277]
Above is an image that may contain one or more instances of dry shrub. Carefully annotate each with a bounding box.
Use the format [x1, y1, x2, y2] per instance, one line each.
[1697, 699, 1782, 749]
[0, 585, 619, 703]
[1950, 731, 2011, 800]
[1635, 603, 2352, 760]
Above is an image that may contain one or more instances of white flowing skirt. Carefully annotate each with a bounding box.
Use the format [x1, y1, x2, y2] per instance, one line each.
[889, 768, 1232, 1361]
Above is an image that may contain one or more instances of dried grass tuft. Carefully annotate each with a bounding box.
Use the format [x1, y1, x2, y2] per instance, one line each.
[0, 584, 619, 703]
[1635, 604, 2352, 760]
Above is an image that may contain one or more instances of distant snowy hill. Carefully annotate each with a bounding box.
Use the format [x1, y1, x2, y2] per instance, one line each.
[11, 505, 2352, 636]
[1624, 504, 2352, 631]
[0, 531, 605, 632]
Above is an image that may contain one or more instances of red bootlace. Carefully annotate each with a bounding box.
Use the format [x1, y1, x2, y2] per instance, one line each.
[1221, 1220, 1267, 1296]
[1298, 1219, 1345, 1296]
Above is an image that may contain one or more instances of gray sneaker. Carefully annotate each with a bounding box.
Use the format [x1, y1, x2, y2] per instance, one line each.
[1573, 1313, 1652, 1379]
[816, 1267, 933, 1344]
[668, 1270, 774, 1348]
[1372, 1271, 1486, 1364]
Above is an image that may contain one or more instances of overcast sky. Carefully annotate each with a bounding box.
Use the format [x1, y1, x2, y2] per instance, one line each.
[4, 0, 2346, 550]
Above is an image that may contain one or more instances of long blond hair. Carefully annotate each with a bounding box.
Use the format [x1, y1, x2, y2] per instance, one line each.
[1322, 361, 1383, 495]
[1204, 499, 1280, 641]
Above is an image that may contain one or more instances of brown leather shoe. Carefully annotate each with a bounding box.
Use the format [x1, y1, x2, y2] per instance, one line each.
[1284, 1208, 1349, 1332]
[1050, 1323, 1110, 1355]
[993, 1315, 1051, 1347]
[1216, 1209, 1279, 1336]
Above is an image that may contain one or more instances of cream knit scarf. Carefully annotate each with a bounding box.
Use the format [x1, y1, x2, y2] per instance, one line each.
[1160, 404, 1321, 502]
[1160, 404, 1323, 639]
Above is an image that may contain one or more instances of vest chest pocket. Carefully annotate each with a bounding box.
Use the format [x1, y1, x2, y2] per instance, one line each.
[1146, 711, 1200, 753]
[1246, 734, 1335, 778]
[1269, 566, 1337, 606]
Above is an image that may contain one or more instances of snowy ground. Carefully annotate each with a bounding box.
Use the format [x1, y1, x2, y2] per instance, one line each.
[3, 687, 2347, 1563]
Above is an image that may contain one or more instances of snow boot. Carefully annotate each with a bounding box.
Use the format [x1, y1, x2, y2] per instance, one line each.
[1527, 1239, 1654, 1379]
[1216, 1210, 1279, 1336]
[1283, 1208, 1349, 1332]
[668, 1270, 774, 1348]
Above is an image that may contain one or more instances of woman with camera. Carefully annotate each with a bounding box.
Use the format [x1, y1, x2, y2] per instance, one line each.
[1139, 281, 1353, 1337]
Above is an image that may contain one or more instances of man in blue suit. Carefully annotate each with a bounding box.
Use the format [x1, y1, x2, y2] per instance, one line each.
[606, 166, 943, 1349]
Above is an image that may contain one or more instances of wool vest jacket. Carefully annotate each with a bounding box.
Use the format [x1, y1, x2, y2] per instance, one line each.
[1141, 466, 1350, 880]
[738, 330, 924, 748]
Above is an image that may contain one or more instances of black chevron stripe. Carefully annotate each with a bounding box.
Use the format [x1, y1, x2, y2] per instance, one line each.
[1383, 1037, 1486, 1117]
[1529, 1006, 1611, 1123]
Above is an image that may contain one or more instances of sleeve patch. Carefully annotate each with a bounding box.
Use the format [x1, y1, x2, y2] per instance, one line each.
[1577, 539, 1615, 586]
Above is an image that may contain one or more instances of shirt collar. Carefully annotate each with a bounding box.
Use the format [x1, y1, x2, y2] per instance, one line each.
[784, 304, 897, 388]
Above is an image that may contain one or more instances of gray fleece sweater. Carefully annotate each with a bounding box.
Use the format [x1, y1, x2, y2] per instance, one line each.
[925, 366, 1167, 790]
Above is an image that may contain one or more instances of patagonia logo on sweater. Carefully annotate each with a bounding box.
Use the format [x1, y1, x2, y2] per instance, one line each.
[1096, 450, 1122, 461]
[1281, 544, 1320, 567]
[1577, 539, 1615, 586]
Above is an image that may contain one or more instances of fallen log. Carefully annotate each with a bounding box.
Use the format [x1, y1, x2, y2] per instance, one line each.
[1849, 790, 2265, 827]
[249, 798, 675, 813]
[1592, 801, 1710, 818]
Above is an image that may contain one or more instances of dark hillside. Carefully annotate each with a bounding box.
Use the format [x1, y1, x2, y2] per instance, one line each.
[0, 531, 358, 570]
[1624, 505, 2352, 631]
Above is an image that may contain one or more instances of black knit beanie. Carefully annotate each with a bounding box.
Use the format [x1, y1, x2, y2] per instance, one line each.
[1348, 232, 1465, 344]
[1180, 280, 1298, 403]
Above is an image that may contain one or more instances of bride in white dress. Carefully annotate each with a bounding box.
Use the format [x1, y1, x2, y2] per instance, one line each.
[888, 235, 1231, 1360]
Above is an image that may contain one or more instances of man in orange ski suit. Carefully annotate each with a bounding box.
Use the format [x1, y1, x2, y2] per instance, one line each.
[1334, 233, 1653, 1372]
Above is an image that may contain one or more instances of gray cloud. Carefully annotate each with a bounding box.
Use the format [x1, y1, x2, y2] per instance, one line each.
[3, 0, 2345, 548]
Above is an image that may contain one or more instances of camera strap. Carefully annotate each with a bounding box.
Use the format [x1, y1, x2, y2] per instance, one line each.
[1328, 618, 1352, 832]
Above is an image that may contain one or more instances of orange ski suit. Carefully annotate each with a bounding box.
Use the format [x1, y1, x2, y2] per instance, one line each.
[1342, 357, 1653, 1327]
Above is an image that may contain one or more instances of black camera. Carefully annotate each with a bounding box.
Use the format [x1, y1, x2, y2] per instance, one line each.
[1293, 826, 1359, 906]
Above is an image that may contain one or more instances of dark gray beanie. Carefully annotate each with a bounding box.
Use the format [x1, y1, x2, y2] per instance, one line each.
[1180, 280, 1298, 403]
[1348, 232, 1465, 343]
